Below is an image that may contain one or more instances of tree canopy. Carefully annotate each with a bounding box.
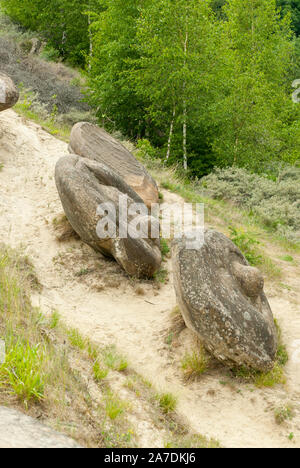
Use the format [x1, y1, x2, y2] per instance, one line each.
[1, 0, 300, 176]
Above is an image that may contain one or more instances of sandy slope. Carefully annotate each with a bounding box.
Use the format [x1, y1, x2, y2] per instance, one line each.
[0, 109, 299, 448]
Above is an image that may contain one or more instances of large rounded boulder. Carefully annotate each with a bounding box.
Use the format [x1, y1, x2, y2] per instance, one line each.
[0, 73, 19, 112]
[172, 229, 278, 372]
[55, 154, 162, 278]
[68, 122, 159, 209]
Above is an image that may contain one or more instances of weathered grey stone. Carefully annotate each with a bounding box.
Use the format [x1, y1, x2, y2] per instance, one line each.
[0, 73, 19, 112]
[68, 122, 159, 208]
[55, 154, 162, 278]
[0, 406, 81, 448]
[172, 229, 278, 372]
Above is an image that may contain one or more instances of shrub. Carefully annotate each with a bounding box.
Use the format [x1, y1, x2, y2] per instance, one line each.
[229, 226, 262, 266]
[181, 347, 209, 380]
[274, 405, 294, 425]
[156, 392, 178, 414]
[202, 166, 300, 243]
[40, 45, 60, 62]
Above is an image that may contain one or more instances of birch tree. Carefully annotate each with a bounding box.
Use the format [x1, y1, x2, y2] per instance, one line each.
[134, 0, 216, 170]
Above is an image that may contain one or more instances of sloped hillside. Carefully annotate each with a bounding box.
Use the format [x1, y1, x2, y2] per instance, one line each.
[0, 109, 300, 448]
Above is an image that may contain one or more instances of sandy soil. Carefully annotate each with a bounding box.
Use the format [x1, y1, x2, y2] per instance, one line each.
[0, 109, 299, 448]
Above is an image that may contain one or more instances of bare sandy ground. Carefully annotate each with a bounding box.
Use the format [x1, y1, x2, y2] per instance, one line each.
[0, 109, 299, 448]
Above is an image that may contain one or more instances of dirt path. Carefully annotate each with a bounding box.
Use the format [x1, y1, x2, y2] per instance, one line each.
[0, 110, 299, 448]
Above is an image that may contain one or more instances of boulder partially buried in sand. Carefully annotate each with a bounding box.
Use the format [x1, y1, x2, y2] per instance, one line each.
[68, 122, 159, 209]
[55, 154, 162, 278]
[0, 73, 19, 112]
[172, 229, 278, 372]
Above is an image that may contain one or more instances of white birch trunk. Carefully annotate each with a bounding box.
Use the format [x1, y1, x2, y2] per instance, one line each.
[183, 29, 188, 171]
[166, 106, 176, 161]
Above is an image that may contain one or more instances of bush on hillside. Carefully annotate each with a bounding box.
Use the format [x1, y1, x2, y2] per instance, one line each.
[202, 167, 300, 243]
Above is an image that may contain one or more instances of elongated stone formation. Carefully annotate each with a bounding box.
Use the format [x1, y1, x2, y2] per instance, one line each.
[68, 122, 159, 209]
[55, 154, 162, 278]
[172, 229, 278, 372]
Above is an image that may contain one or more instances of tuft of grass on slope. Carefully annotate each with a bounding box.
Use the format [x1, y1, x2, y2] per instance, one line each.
[0, 340, 45, 405]
[93, 360, 108, 382]
[105, 392, 129, 420]
[274, 405, 294, 425]
[102, 345, 128, 372]
[156, 392, 178, 414]
[67, 328, 87, 350]
[181, 347, 210, 381]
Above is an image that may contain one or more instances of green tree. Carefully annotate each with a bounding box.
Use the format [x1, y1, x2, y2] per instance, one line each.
[277, 0, 300, 35]
[133, 0, 218, 171]
[209, 0, 297, 171]
[87, 0, 145, 137]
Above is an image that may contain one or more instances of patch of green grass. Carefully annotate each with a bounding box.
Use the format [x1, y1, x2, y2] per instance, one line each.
[280, 255, 294, 263]
[160, 238, 170, 261]
[49, 310, 60, 329]
[232, 360, 286, 388]
[154, 268, 168, 284]
[121, 370, 220, 448]
[105, 392, 128, 420]
[87, 342, 99, 360]
[253, 362, 286, 388]
[156, 392, 178, 414]
[274, 405, 294, 425]
[228, 226, 281, 278]
[93, 361, 108, 382]
[0, 340, 45, 405]
[181, 347, 209, 381]
[67, 328, 86, 350]
[102, 346, 128, 372]
[276, 344, 289, 367]
[288, 432, 294, 441]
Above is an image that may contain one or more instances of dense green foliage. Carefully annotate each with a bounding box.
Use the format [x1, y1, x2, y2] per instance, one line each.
[1, 0, 300, 176]
[277, 0, 300, 35]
